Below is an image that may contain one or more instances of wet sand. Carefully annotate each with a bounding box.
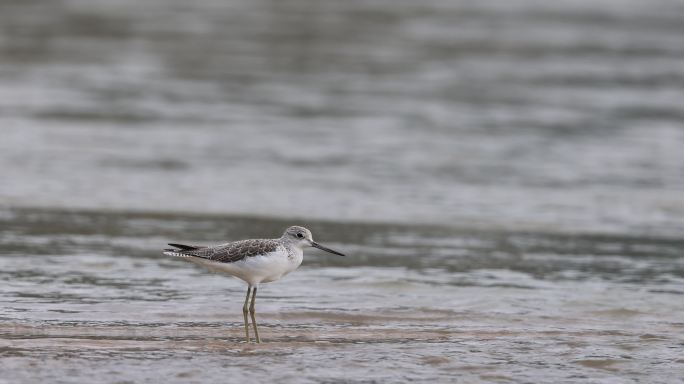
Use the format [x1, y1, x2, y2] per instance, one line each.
[3, 309, 682, 383]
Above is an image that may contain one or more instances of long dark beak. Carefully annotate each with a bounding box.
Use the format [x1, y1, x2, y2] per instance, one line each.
[310, 241, 345, 256]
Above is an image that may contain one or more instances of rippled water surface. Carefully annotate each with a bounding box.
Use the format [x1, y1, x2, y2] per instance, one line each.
[2, 208, 683, 383]
[1, 0, 684, 383]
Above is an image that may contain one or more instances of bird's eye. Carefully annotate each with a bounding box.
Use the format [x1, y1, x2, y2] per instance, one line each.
[296, 233, 304, 238]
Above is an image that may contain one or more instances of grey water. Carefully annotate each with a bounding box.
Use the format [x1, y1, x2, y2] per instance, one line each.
[1, 0, 684, 383]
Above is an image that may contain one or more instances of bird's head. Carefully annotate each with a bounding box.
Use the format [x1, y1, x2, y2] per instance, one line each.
[282, 226, 345, 256]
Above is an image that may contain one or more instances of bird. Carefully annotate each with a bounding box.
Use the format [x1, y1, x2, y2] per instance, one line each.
[162, 226, 345, 343]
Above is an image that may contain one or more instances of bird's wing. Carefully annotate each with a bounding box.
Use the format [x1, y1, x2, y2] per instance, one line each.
[177, 239, 280, 263]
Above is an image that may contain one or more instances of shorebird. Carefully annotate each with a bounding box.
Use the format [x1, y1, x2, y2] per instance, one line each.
[162, 226, 344, 343]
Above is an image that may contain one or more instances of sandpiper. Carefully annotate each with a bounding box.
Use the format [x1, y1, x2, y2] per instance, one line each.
[163, 226, 344, 343]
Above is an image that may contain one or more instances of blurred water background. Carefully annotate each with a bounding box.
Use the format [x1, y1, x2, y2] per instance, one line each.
[1, 0, 683, 383]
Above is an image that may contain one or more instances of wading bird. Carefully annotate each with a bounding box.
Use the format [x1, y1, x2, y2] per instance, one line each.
[163, 226, 345, 343]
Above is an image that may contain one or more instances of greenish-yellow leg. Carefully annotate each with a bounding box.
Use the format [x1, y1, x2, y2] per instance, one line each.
[243, 287, 251, 342]
[249, 287, 261, 343]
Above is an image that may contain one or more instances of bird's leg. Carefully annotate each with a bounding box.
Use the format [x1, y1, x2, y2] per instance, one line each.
[243, 286, 251, 343]
[249, 286, 261, 343]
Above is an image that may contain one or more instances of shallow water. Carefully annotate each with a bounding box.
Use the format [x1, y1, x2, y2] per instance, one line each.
[1, 208, 683, 383]
[1, 0, 684, 383]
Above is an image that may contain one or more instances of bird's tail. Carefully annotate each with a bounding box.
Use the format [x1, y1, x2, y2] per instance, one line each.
[162, 243, 206, 257]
